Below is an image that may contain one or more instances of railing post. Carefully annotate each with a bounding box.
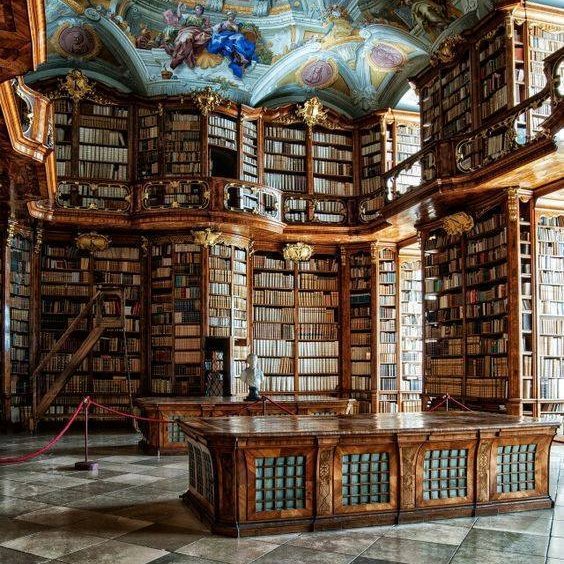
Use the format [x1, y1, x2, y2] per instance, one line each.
[74, 397, 98, 471]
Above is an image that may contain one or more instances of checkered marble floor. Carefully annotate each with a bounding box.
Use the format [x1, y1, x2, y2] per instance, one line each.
[0, 431, 562, 564]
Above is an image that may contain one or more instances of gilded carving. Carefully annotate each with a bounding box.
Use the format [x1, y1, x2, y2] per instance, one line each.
[477, 440, 492, 503]
[191, 86, 228, 116]
[318, 449, 332, 514]
[430, 35, 464, 66]
[283, 241, 314, 262]
[370, 241, 379, 263]
[507, 187, 520, 222]
[76, 232, 111, 253]
[442, 212, 474, 236]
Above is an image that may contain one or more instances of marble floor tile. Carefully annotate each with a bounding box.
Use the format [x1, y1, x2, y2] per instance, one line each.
[1, 528, 107, 559]
[0, 545, 51, 563]
[118, 523, 206, 551]
[382, 522, 468, 546]
[473, 511, 553, 536]
[15, 505, 99, 527]
[548, 536, 564, 559]
[58, 539, 169, 564]
[0, 497, 49, 518]
[553, 519, 564, 537]
[0, 516, 47, 543]
[253, 544, 355, 564]
[361, 537, 457, 564]
[450, 544, 546, 564]
[0, 480, 59, 499]
[460, 528, 549, 556]
[176, 537, 279, 564]
[151, 553, 225, 564]
[63, 513, 152, 539]
[103, 473, 163, 485]
[289, 528, 389, 556]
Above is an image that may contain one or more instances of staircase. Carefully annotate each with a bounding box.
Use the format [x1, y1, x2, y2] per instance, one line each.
[29, 288, 125, 430]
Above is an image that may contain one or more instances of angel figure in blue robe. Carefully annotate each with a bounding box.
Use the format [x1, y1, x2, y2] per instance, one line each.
[208, 12, 257, 78]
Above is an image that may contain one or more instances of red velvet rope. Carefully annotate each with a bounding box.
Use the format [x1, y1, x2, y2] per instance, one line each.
[87, 399, 171, 424]
[429, 394, 472, 412]
[0, 398, 86, 465]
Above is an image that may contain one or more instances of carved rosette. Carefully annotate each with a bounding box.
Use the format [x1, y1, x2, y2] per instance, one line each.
[317, 449, 333, 515]
[476, 440, 492, 503]
[400, 445, 419, 509]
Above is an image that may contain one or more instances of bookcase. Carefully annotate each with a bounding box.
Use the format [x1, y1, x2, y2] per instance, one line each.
[78, 101, 129, 181]
[208, 113, 238, 178]
[137, 106, 160, 179]
[56, 181, 130, 212]
[420, 190, 532, 415]
[536, 212, 564, 433]
[241, 119, 259, 183]
[348, 249, 373, 407]
[143, 180, 208, 209]
[53, 98, 73, 178]
[39, 240, 92, 419]
[399, 252, 423, 412]
[441, 48, 472, 140]
[251, 249, 340, 394]
[263, 124, 307, 192]
[360, 124, 383, 196]
[91, 245, 142, 402]
[376, 246, 399, 413]
[312, 128, 354, 197]
[164, 110, 201, 176]
[7, 233, 32, 423]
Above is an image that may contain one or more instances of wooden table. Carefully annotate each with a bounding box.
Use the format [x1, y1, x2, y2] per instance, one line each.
[178, 412, 558, 536]
[135, 395, 355, 454]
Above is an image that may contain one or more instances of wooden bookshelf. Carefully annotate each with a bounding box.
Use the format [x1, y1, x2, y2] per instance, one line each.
[399, 252, 423, 412]
[137, 106, 160, 179]
[375, 246, 398, 412]
[359, 123, 383, 197]
[53, 98, 73, 178]
[56, 181, 130, 212]
[164, 110, 201, 176]
[241, 119, 259, 183]
[142, 179, 208, 209]
[7, 233, 32, 424]
[78, 101, 129, 181]
[312, 128, 353, 197]
[263, 124, 307, 193]
[536, 212, 564, 433]
[349, 249, 373, 408]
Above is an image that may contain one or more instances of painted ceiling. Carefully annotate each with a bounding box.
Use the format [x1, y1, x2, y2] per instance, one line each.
[27, 0, 495, 116]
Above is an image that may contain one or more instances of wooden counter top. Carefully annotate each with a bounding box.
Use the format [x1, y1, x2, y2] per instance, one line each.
[178, 412, 558, 438]
[136, 395, 344, 407]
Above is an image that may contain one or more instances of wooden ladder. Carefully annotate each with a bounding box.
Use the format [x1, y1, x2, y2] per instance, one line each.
[29, 289, 124, 430]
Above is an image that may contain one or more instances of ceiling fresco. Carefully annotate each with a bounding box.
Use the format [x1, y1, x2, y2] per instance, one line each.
[28, 0, 494, 116]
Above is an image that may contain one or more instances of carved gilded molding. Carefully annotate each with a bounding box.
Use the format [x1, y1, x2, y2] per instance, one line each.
[400, 445, 419, 510]
[476, 440, 492, 503]
[317, 449, 333, 515]
[442, 212, 474, 236]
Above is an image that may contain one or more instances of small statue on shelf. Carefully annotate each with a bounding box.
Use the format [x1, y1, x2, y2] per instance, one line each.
[241, 353, 264, 401]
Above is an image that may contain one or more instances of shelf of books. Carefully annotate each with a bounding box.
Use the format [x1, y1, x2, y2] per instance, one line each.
[91, 244, 142, 409]
[241, 119, 259, 183]
[8, 233, 32, 424]
[519, 199, 534, 417]
[478, 24, 508, 122]
[423, 229, 465, 402]
[395, 121, 422, 193]
[208, 113, 238, 152]
[464, 204, 509, 406]
[376, 247, 398, 412]
[537, 213, 564, 434]
[441, 49, 472, 139]
[173, 242, 203, 395]
[263, 124, 307, 193]
[143, 180, 208, 209]
[399, 254, 423, 412]
[138, 107, 160, 179]
[39, 242, 92, 419]
[164, 110, 201, 176]
[208, 243, 248, 340]
[56, 181, 130, 212]
[54, 98, 73, 178]
[252, 251, 296, 393]
[312, 129, 354, 197]
[349, 250, 372, 409]
[150, 241, 174, 394]
[360, 123, 383, 196]
[420, 77, 441, 145]
[298, 255, 340, 393]
[78, 101, 129, 181]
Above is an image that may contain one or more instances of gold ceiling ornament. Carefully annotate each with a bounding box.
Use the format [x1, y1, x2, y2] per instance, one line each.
[296, 97, 335, 129]
[192, 227, 223, 247]
[60, 69, 95, 103]
[442, 212, 474, 236]
[76, 232, 111, 253]
[283, 241, 314, 263]
[430, 35, 465, 66]
[191, 87, 227, 116]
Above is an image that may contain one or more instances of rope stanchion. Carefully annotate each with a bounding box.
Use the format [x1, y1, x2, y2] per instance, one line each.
[0, 398, 86, 465]
[429, 394, 472, 412]
[233, 394, 296, 416]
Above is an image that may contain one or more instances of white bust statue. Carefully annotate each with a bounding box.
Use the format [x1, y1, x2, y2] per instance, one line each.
[241, 353, 264, 401]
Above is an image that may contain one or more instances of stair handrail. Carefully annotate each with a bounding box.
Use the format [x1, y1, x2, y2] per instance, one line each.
[31, 287, 124, 425]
